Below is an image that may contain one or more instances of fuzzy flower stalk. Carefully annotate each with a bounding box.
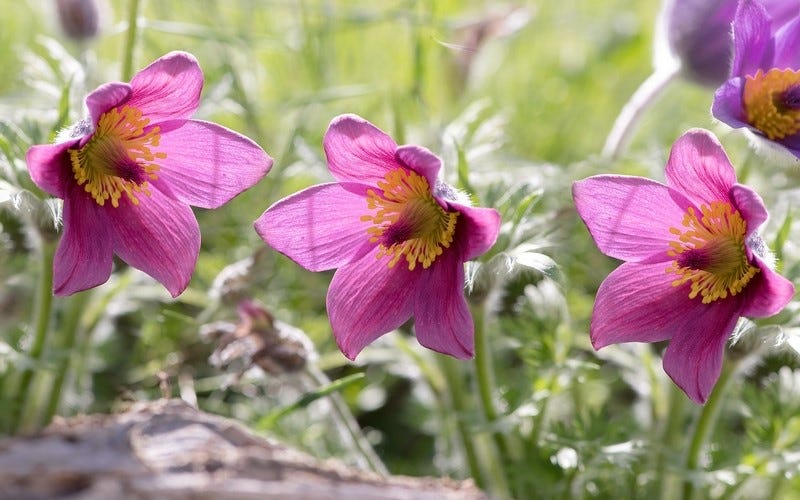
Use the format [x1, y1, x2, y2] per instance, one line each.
[603, 0, 799, 158]
[26, 51, 273, 296]
[255, 114, 501, 360]
[713, 0, 800, 159]
[574, 129, 794, 404]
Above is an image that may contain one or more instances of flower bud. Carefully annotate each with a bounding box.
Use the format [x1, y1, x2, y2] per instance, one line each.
[56, 0, 99, 41]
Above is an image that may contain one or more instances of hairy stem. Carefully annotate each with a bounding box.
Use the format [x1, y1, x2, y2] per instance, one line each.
[681, 360, 734, 500]
[121, 0, 142, 81]
[440, 356, 486, 488]
[473, 302, 514, 498]
[14, 235, 55, 434]
[602, 65, 680, 159]
[43, 291, 90, 424]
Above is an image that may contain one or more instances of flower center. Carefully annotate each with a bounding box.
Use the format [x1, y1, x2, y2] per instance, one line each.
[361, 168, 459, 271]
[68, 105, 164, 207]
[743, 68, 800, 140]
[666, 201, 759, 304]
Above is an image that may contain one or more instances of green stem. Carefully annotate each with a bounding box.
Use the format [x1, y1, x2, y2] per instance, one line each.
[43, 291, 90, 424]
[14, 235, 55, 434]
[657, 382, 688, 500]
[440, 356, 486, 488]
[602, 64, 681, 159]
[121, 0, 142, 81]
[681, 360, 735, 500]
[473, 303, 513, 499]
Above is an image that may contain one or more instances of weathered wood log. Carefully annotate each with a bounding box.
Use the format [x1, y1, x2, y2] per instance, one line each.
[0, 399, 485, 500]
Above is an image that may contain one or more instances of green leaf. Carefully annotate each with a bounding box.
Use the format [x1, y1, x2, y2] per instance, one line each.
[511, 250, 562, 282]
[255, 372, 365, 429]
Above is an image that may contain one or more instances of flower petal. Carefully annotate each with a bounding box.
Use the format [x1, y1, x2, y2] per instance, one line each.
[85, 82, 132, 125]
[572, 175, 690, 262]
[153, 119, 272, 208]
[323, 114, 399, 184]
[665, 129, 737, 206]
[53, 187, 114, 295]
[327, 248, 419, 360]
[451, 203, 501, 262]
[255, 182, 375, 272]
[26, 141, 76, 198]
[711, 78, 749, 129]
[590, 261, 695, 349]
[740, 263, 795, 318]
[126, 51, 203, 122]
[395, 145, 441, 189]
[773, 15, 800, 69]
[662, 302, 741, 404]
[731, 0, 773, 76]
[107, 187, 200, 297]
[730, 183, 768, 236]
[413, 254, 473, 359]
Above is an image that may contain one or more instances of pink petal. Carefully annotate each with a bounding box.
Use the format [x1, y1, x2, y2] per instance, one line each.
[153, 119, 272, 209]
[665, 129, 737, 207]
[590, 261, 695, 349]
[730, 184, 768, 236]
[26, 141, 76, 198]
[572, 176, 690, 262]
[323, 114, 399, 185]
[255, 182, 375, 272]
[53, 185, 114, 295]
[412, 254, 474, 359]
[395, 145, 442, 189]
[740, 263, 795, 318]
[662, 302, 742, 404]
[126, 51, 203, 123]
[85, 82, 132, 125]
[107, 187, 200, 297]
[451, 203, 501, 262]
[327, 248, 419, 360]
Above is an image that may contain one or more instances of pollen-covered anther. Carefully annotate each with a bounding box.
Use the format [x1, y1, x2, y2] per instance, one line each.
[666, 201, 759, 304]
[743, 68, 800, 140]
[361, 168, 459, 270]
[68, 105, 165, 207]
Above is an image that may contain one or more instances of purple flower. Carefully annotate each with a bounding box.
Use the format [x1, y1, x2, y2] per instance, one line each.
[26, 51, 273, 297]
[663, 0, 798, 86]
[255, 114, 501, 360]
[573, 129, 794, 404]
[712, 0, 800, 157]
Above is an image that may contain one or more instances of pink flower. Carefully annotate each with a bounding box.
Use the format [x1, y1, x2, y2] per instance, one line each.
[573, 129, 794, 404]
[255, 114, 501, 360]
[26, 51, 273, 297]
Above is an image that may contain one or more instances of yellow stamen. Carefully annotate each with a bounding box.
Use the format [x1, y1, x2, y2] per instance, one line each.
[361, 168, 459, 271]
[666, 201, 758, 304]
[68, 105, 165, 207]
[743, 68, 800, 140]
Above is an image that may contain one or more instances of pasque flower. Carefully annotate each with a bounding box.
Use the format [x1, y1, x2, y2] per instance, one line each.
[661, 0, 798, 86]
[255, 114, 501, 360]
[712, 0, 800, 158]
[573, 129, 794, 404]
[26, 51, 273, 296]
